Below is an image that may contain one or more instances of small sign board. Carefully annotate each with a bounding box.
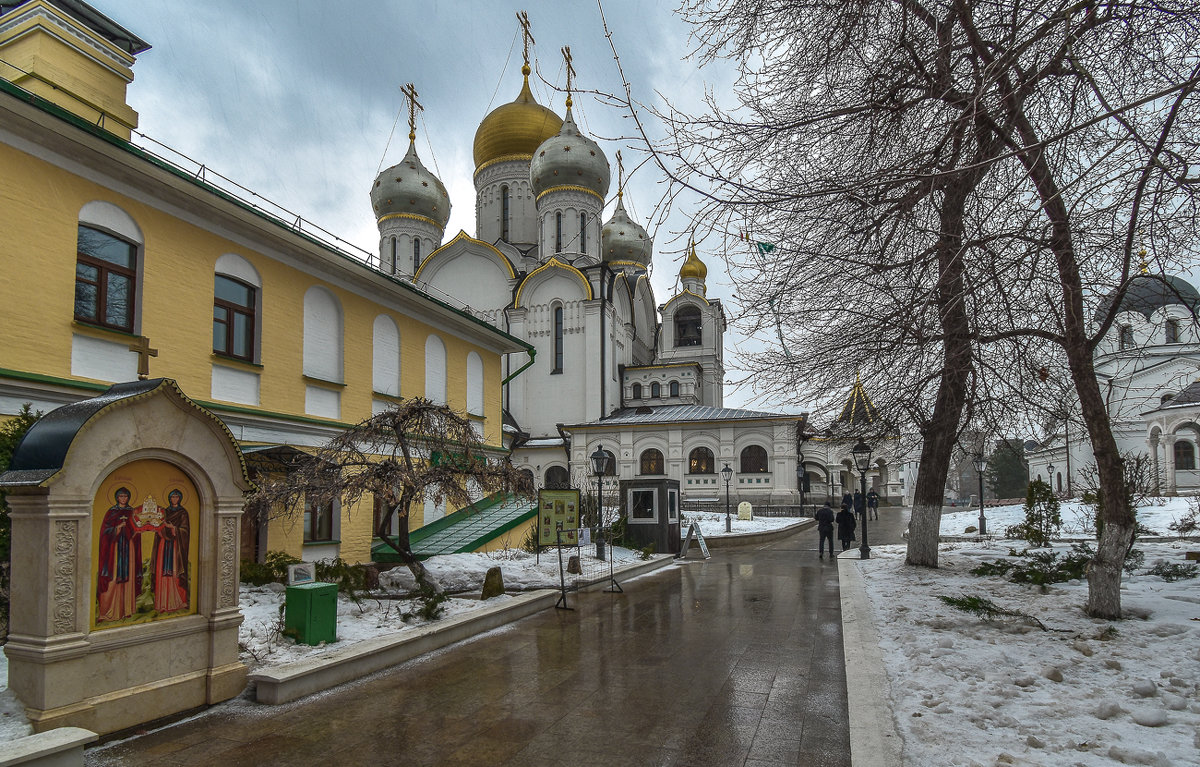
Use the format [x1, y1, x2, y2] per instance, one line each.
[737, 501, 753, 521]
[538, 488, 581, 547]
[677, 522, 710, 559]
[288, 563, 315, 586]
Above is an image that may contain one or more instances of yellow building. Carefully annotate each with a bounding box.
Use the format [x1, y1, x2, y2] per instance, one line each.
[0, 0, 533, 564]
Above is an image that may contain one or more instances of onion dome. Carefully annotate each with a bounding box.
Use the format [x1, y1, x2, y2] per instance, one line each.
[679, 243, 708, 281]
[602, 193, 652, 266]
[473, 65, 563, 171]
[371, 139, 451, 229]
[1096, 273, 1200, 321]
[529, 104, 610, 199]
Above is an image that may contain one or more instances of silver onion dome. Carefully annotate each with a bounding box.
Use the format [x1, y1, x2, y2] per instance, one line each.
[529, 107, 610, 199]
[370, 140, 451, 230]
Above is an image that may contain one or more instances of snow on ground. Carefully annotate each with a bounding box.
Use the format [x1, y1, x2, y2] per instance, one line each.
[860, 537, 1200, 766]
[3, 503, 1196, 765]
[940, 495, 1198, 539]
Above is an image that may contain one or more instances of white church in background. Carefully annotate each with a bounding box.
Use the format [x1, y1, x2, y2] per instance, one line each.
[1030, 265, 1200, 497]
[365, 36, 908, 507]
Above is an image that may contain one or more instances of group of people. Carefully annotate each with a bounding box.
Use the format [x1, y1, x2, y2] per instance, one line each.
[814, 488, 879, 560]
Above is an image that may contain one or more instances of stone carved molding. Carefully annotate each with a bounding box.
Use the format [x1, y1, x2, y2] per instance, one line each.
[218, 516, 237, 608]
[52, 520, 77, 635]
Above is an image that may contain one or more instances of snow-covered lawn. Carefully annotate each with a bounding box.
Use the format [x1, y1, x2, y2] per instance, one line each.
[860, 538, 1200, 766]
[940, 495, 1197, 539]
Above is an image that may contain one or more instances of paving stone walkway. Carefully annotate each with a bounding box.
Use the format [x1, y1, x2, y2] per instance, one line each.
[88, 509, 910, 767]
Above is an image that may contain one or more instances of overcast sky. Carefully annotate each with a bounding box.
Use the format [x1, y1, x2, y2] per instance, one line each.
[80, 1, 798, 411]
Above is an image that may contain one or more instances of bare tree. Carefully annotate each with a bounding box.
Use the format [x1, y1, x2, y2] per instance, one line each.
[628, 0, 1200, 616]
[246, 399, 533, 594]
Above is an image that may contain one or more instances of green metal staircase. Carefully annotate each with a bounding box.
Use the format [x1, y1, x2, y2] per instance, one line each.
[371, 493, 537, 562]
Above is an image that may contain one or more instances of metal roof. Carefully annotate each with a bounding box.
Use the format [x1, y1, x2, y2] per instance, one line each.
[570, 404, 795, 428]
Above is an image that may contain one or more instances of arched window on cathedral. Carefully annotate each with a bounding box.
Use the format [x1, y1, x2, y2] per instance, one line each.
[1166, 318, 1180, 344]
[580, 212, 587, 254]
[1119, 324, 1134, 350]
[413, 238, 421, 273]
[669, 381, 680, 397]
[555, 212, 563, 253]
[651, 382, 661, 398]
[740, 445, 769, 473]
[544, 465, 570, 489]
[389, 237, 397, 273]
[639, 449, 664, 475]
[552, 305, 564, 374]
[501, 185, 510, 241]
[632, 383, 642, 400]
[688, 447, 714, 474]
[675, 306, 702, 347]
[1175, 440, 1195, 470]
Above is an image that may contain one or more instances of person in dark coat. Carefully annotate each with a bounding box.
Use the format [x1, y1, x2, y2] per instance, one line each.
[840, 492, 853, 512]
[853, 490, 865, 517]
[815, 503, 835, 560]
[867, 489, 880, 520]
[835, 506, 857, 551]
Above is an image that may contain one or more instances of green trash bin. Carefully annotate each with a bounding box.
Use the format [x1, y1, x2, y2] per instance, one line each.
[284, 582, 338, 646]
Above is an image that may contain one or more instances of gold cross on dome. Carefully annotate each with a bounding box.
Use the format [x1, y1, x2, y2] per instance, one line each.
[517, 11, 534, 69]
[562, 45, 575, 106]
[616, 150, 625, 197]
[401, 82, 422, 142]
[128, 335, 157, 380]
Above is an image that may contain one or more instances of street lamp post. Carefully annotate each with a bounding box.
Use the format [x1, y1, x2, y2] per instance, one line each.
[721, 463, 734, 533]
[972, 453, 988, 536]
[851, 440, 873, 559]
[1047, 462, 1055, 495]
[590, 444, 608, 561]
[797, 452, 805, 516]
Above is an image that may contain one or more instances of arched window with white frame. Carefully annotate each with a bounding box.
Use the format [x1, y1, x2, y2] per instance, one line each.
[425, 334, 447, 405]
[372, 315, 401, 396]
[467, 351, 484, 415]
[303, 286, 343, 382]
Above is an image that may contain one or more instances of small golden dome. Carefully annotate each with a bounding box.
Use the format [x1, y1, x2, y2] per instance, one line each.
[679, 243, 707, 280]
[473, 70, 563, 171]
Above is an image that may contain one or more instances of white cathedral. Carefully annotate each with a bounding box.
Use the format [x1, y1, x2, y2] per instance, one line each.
[365, 45, 906, 509]
[1030, 268, 1200, 498]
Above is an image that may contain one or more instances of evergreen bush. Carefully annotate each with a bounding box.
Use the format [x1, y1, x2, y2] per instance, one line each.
[1005, 480, 1061, 546]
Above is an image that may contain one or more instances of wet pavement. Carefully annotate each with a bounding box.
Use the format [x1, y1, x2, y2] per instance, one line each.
[88, 508, 911, 767]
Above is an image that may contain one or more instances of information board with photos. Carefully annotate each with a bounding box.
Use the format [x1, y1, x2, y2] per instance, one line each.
[537, 488, 581, 546]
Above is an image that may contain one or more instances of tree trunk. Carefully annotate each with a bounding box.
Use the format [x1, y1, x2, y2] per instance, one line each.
[906, 175, 976, 568]
[378, 497, 444, 596]
[1010, 113, 1133, 618]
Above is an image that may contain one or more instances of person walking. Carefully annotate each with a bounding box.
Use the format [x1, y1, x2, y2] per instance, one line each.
[853, 490, 865, 520]
[867, 488, 880, 520]
[815, 502, 835, 560]
[840, 491, 853, 513]
[835, 505, 857, 551]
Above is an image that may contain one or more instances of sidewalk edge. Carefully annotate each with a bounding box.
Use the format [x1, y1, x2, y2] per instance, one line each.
[838, 554, 905, 767]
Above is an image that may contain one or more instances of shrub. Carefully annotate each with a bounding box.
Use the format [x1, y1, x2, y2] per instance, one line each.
[1167, 501, 1199, 537]
[1144, 562, 1199, 581]
[239, 550, 302, 585]
[1006, 480, 1061, 546]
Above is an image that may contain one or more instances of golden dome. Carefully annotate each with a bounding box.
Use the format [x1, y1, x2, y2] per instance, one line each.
[679, 243, 708, 280]
[473, 67, 563, 171]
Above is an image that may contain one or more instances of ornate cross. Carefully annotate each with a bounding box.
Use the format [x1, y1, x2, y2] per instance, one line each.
[561, 45, 574, 107]
[616, 149, 625, 198]
[128, 335, 157, 380]
[401, 82, 422, 142]
[517, 11, 534, 70]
